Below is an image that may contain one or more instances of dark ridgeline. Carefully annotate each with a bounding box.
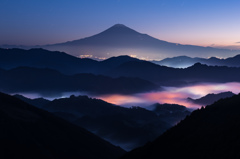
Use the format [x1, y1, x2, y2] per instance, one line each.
[106, 62, 240, 85]
[0, 66, 159, 96]
[13, 94, 51, 108]
[121, 93, 240, 159]
[14, 95, 191, 151]
[0, 92, 125, 159]
[2, 48, 240, 88]
[150, 103, 191, 124]
[187, 91, 236, 106]
[153, 54, 240, 68]
[0, 48, 98, 75]
[0, 48, 139, 75]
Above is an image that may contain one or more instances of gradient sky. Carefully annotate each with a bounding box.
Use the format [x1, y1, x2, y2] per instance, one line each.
[1, 0, 240, 49]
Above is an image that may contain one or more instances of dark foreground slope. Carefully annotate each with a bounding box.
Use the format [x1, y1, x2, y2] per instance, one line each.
[42, 95, 173, 151]
[122, 94, 240, 159]
[14, 95, 190, 151]
[0, 92, 125, 159]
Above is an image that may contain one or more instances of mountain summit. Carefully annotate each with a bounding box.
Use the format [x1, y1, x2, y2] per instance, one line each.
[41, 24, 240, 59]
[95, 24, 144, 38]
[102, 24, 139, 35]
[112, 24, 128, 28]
[63, 24, 151, 45]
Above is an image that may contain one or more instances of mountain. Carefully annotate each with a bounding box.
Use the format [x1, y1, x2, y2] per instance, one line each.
[121, 93, 240, 159]
[153, 55, 240, 68]
[105, 61, 240, 86]
[41, 24, 239, 59]
[41, 95, 172, 151]
[150, 103, 191, 124]
[100, 55, 140, 68]
[13, 94, 51, 108]
[187, 91, 236, 106]
[3, 48, 240, 89]
[15, 95, 190, 151]
[2, 57, 240, 93]
[0, 48, 97, 74]
[152, 56, 214, 68]
[0, 67, 158, 96]
[105, 60, 179, 85]
[0, 48, 138, 75]
[0, 92, 125, 159]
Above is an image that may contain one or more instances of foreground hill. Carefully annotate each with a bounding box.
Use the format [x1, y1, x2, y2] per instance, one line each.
[13, 94, 50, 108]
[0, 92, 125, 159]
[150, 103, 191, 125]
[122, 93, 240, 159]
[14, 95, 190, 151]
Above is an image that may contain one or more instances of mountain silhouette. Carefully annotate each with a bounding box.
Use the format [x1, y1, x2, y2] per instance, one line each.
[187, 91, 236, 106]
[153, 56, 211, 68]
[0, 92, 125, 159]
[2, 50, 240, 91]
[105, 61, 240, 86]
[0, 66, 158, 96]
[44, 95, 170, 150]
[13, 94, 50, 108]
[150, 103, 191, 124]
[2, 48, 240, 90]
[121, 93, 240, 159]
[0, 48, 139, 74]
[153, 54, 240, 68]
[14, 95, 190, 151]
[40, 24, 239, 59]
[100, 55, 140, 68]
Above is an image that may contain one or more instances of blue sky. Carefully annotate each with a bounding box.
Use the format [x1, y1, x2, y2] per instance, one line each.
[1, 0, 240, 49]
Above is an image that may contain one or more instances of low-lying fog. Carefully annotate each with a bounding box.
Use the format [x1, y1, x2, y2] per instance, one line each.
[99, 82, 240, 109]
[17, 82, 240, 109]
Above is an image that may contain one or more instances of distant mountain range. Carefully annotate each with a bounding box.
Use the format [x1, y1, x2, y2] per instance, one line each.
[105, 61, 240, 85]
[122, 93, 240, 159]
[187, 91, 236, 106]
[153, 55, 240, 68]
[2, 48, 240, 73]
[2, 48, 240, 94]
[0, 48, 139, 75]
[1, 24, 240, 59]
[0, 66, 158, 96]
[0, 92, 125, 159]
[14, 94, 191, 151]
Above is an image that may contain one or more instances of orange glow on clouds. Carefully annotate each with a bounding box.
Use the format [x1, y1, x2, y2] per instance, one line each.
[140, 91, 195, 107]
[100, 91, 199, 108]
[98, 82, 240, 109]
[99, 94, 145, 106]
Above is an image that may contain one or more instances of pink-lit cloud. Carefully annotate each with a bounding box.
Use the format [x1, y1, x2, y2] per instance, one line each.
[98, 82, 240, 109]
